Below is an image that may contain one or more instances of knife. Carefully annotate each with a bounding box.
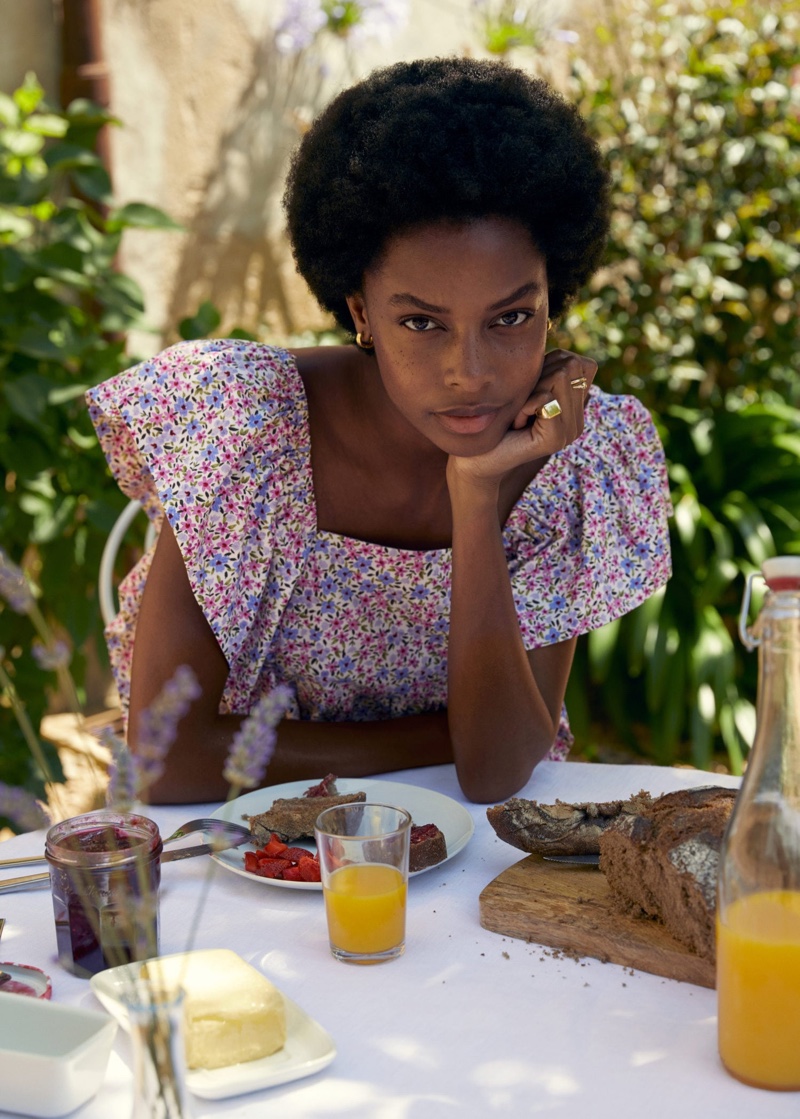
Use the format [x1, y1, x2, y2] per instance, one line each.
[542, 853, 600, 866]
[0, 836, 249, 893]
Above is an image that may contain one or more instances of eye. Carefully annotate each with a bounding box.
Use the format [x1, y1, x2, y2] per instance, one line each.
[493, 310, 532, 327]
[401, 316, 438, 332]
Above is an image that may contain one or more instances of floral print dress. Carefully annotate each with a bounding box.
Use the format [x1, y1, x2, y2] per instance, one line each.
[87, 339, 672, 760]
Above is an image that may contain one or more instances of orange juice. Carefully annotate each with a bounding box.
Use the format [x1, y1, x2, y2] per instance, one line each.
[323, 863, 406, 956]
[717, 890, 800, 1090]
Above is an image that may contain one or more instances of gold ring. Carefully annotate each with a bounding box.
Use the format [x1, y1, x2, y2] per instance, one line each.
[570, 377, 588, 390]
[537, 400, 562, 420]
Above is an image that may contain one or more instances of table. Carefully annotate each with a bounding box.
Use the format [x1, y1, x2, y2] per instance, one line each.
[0, 760, 796, 1118]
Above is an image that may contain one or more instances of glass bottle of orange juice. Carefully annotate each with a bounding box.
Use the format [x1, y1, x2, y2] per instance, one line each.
[717, 556, 800, 1090]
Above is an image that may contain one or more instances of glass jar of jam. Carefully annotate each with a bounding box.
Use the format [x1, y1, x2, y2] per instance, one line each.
[45, 809, 163, 978]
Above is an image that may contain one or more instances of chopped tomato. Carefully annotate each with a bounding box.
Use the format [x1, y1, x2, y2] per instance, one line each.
[283, 846, 312, 863]
[281, 865, 303, 881]
[298, 857, 321, 883]
[254, 857, 291, 878]
[261, 834, 288, 857]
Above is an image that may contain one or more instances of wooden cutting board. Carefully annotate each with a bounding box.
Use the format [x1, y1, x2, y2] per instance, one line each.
[479, 854, 715, 989]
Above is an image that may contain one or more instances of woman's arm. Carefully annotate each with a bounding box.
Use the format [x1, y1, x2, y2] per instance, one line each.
[445, 350, 595, 803]
[128, 521, 452, 803]
[446, 466, 576, 802]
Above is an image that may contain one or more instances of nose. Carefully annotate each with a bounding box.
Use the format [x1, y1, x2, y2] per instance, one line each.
[443, 330, 493, 391]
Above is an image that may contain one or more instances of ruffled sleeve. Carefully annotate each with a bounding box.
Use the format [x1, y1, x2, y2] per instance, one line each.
[505, 389, 672, 649]
[86, 339, 315, 712]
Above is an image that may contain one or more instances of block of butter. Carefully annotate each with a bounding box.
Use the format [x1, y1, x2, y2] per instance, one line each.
[141, 949, 287, 1070]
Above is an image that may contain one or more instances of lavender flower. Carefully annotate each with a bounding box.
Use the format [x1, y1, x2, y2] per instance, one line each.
[345, 0, 410, 47]
[223, 684, 294, 790]
[32, 637, 72, 672]
[275, 0, 327, 54]
[0, 548, 35, 614]
[0, 782, 49, 832]
[104, 729, 138, 812]
[135, 665, 202, 792]
[103, 666, 201, 808]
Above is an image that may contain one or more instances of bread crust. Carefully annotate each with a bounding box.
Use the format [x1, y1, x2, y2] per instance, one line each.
[409, 824, 447, 872]
[247, 792, 367, 843]
[598, 786, 737, 960]
[486, 792, 654, 855]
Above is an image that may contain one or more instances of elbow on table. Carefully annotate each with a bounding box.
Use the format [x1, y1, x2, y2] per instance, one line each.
[452, 729, 554, 804]
[453, 756, 538, 805]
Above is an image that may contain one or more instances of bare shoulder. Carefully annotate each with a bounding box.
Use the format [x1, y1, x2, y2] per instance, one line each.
[289, 343, 356, 383]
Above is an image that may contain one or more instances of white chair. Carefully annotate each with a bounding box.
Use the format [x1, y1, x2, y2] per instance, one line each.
[98, 499, 157, 626]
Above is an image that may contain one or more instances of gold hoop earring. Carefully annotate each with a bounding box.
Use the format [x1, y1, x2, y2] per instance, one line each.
[355, 331, 374, 350]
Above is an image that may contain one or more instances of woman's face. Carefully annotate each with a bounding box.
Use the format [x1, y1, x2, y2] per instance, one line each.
[347, 217, 550, 458]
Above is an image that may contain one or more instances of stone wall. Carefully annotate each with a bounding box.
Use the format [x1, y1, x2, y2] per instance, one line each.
[1, 0, 582, 352]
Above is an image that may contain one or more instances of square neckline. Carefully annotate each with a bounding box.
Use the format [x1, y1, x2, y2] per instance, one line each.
[282, 345, 563, 558]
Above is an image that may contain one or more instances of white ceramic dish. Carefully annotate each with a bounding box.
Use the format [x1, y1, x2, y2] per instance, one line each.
[0, 961, 52, 998]
[0, 990, 117, 1118]
[90, 955, 336, 1100]
[208, 778, 475, 891]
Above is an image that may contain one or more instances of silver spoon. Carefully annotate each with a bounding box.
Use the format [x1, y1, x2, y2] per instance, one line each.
[0, 818, 252, 892]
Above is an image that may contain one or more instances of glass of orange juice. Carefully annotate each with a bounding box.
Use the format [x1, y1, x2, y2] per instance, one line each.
[315, 803, 411, 964]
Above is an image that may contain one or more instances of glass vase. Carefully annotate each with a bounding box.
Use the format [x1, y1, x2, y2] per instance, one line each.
[127, 983, 192, 1119]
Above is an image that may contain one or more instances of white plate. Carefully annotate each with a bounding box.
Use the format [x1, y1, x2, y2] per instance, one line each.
[208, 778, 475, 891]
[90, 955, 335, 1100]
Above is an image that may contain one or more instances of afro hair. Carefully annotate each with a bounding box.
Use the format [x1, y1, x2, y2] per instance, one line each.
[283, 57, 610, 333]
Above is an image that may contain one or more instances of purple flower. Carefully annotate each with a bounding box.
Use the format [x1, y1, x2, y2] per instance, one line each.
[0, 548, 35, 613]
[346, 0, 410, 46]
[32, 638, 72, 672]
[104, 666, 202, 807]
[223, 684, 294, 790]
[275, 0, 327, 55]
[0, 782, 49, 832]
[135, 666, 202, 791]
[103, 729, 138, 811]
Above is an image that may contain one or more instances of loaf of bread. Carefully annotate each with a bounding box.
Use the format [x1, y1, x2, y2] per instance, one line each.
[598, 786, 737, 959]
[486, 791, 654, 855]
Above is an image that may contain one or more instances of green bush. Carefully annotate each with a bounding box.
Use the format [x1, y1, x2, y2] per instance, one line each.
[560, 1, 800, 769]
[0, 74, 180, 804]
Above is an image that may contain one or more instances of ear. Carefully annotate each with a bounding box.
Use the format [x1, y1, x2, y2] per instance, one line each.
[345, 292, 369, 336]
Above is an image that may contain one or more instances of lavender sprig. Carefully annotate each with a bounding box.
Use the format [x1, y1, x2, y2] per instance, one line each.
[31, 637, 72, 671]
[275, 0, 327, 54]
[104, 729, 139, 812]
[0, 782, 49, 832]
[223, 684, 294, 791]
[104, 666, 202, 809]
[0, 547, 35, 614]
[135, 666, 202, 793]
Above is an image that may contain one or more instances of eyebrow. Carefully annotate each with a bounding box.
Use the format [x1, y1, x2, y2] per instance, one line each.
[388, 281, 544, 315]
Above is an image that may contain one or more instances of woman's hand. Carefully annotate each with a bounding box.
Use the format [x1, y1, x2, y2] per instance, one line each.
[447, 349, 598, 491]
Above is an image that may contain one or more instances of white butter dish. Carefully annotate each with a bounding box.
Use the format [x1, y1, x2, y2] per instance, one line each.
[0, 990, 117, 1118]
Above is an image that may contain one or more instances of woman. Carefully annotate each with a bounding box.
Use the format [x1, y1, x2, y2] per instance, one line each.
[88, 58, 671, 803]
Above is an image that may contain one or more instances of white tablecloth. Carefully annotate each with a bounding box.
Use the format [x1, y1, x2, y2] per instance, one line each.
[1, 760, 796, 1118]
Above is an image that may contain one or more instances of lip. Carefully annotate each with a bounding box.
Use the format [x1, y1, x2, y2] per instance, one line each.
[433, 406, 501, 436]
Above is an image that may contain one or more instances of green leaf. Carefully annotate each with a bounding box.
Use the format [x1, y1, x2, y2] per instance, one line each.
[106, 202, 183, 233]
[179, 300, 221, 340]
[0, 209, 35, 239]
[49, 384, 90, 406]
[2, 372, 52, 425]
[0, 128, 44, 157]
[72, 165, 113, 204]
[0, 93, 19, 127]
[25, 114, 69, 139]
[586, 617, 621, 684]
[12, 73, 45, 115]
